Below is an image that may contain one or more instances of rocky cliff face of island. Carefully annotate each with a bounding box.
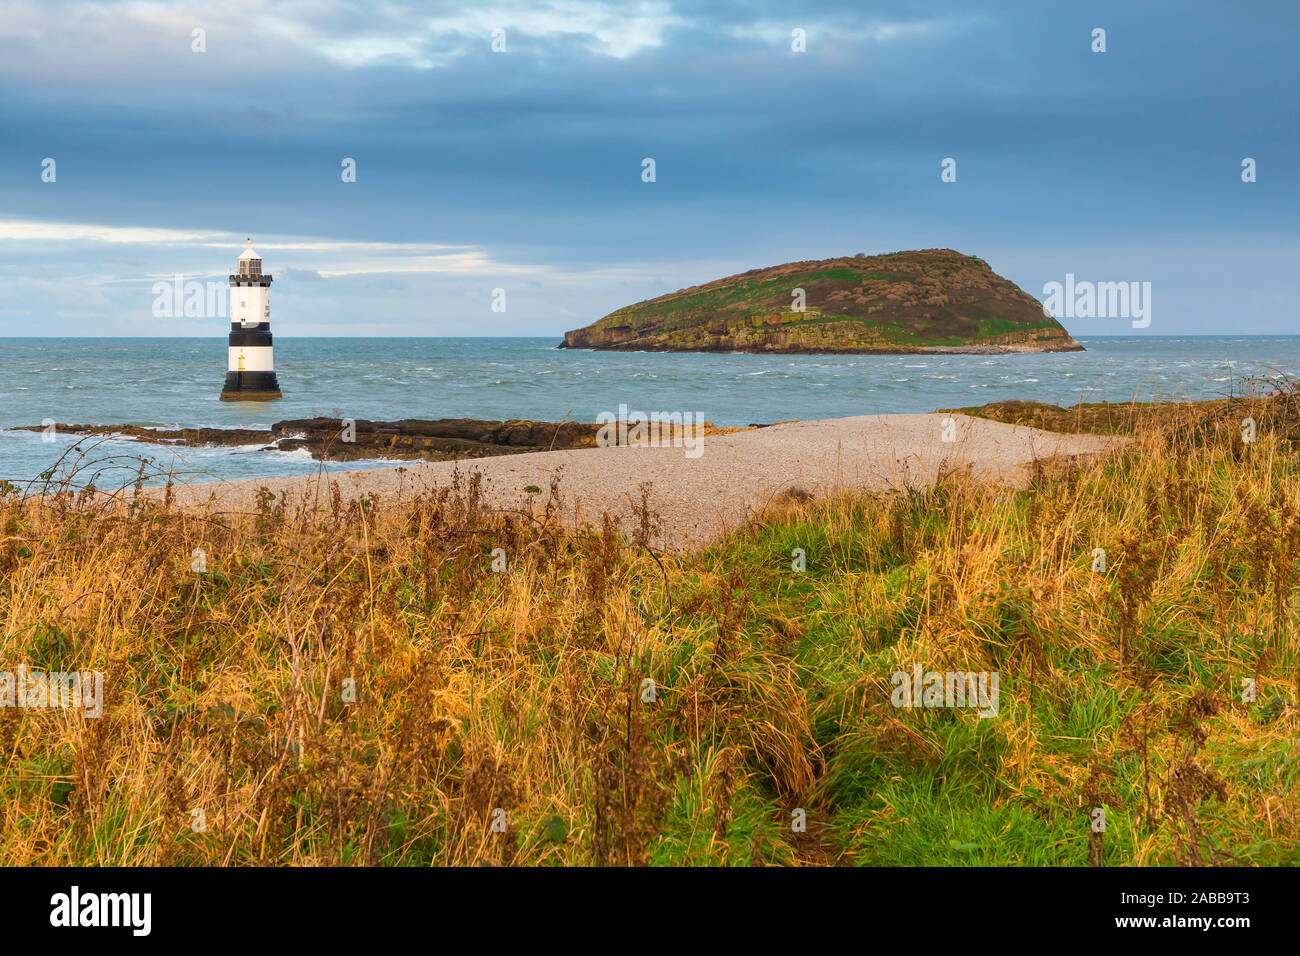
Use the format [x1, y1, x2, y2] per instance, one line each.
[560, 249, 1082, 354]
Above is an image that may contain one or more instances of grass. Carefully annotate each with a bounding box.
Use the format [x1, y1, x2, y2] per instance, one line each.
[0, 386, 1297, 866]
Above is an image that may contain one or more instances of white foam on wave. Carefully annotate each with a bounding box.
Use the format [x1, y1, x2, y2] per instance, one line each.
[253, 446, 316, 461]
[229, 443, 283, 454]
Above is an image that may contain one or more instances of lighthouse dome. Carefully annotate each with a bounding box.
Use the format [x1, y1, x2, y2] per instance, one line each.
[236, 242, 264, 277]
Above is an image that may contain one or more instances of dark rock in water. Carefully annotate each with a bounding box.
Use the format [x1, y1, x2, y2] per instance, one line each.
[269, 418, 604, 461]
[15, 418, 608, 463]
[11, 423, 275, 446]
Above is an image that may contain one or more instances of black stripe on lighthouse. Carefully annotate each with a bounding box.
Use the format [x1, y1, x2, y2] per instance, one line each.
[223, 370, 281, 391]
[228, 329, 274, 347]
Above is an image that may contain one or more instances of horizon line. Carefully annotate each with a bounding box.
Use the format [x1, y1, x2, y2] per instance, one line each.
[1, 333, 1296, 340]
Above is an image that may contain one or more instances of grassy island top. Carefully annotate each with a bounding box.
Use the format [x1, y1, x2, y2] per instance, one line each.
[562, 248, 1081, 354]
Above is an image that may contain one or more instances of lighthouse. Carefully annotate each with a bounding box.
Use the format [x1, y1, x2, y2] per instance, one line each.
[220, 240, 282, 401]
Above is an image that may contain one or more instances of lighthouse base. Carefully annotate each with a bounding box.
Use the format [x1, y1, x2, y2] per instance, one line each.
[221, 370, 282, 402]
[220, 388, 282, 402]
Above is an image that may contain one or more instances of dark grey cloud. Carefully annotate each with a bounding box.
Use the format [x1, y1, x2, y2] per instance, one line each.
[0, 0, 1296, 334]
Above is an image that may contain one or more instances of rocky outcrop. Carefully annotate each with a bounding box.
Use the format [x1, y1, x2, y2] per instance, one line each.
[15, 417, 757, 463]
[269, 418, 605, 461]
[15, 418, 607, 463]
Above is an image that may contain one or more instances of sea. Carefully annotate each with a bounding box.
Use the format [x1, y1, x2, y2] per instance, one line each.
[0, 336, 1296, 487]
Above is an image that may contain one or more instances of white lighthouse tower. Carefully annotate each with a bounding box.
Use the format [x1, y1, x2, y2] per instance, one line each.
[220, 240, 282, 401]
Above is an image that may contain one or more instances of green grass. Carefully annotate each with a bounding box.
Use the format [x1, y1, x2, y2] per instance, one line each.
[1, 392, 1298, 865]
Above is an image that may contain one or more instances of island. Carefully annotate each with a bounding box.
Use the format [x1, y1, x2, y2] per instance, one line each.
[559, 248, 1082, 354]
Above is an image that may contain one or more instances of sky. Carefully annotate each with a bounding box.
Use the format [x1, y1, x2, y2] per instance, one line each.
[0, 0, 1296, 337]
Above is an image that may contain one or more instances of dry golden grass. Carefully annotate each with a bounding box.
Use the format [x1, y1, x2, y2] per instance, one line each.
[0, 385, 1297, 866]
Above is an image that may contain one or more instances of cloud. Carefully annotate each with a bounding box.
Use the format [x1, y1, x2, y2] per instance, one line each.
[727, 15, 973, 48]
[0, 219, 225, 245]
[0, 219, 509, 274]
[280, 267, 325, 281]
[277, 0, 687, 66]
[0, 0, 692, 85]
[0, 215, 751, 334]
[1, 1, 1298, 336]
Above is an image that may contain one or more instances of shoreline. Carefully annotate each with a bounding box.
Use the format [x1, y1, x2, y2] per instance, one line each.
[156, 413, 1121, 550]
[555, 342, 1086, 355]
[10, 416, 760, 465]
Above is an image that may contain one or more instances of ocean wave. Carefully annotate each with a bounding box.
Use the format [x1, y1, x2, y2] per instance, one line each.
[4, 336, 1300, 483]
